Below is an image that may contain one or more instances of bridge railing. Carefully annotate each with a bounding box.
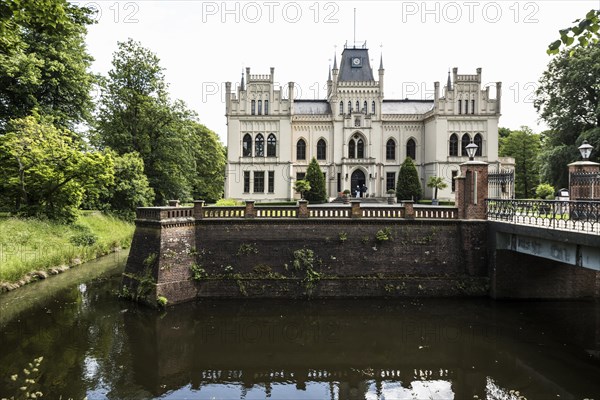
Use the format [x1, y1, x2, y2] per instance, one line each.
[486, 199, 600, 234]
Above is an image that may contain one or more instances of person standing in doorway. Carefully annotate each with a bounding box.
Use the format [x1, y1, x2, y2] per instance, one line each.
[361, 183, 368, 198]
[355, 185, 360, 198]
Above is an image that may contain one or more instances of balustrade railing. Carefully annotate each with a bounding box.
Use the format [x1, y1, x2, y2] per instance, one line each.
[486, 199, 599, 234]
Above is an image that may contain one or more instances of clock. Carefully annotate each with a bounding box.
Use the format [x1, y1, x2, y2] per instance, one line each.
[351, 57, 362, 67]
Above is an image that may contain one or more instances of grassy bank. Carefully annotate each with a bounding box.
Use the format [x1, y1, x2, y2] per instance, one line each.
[0, 212, 134, 284]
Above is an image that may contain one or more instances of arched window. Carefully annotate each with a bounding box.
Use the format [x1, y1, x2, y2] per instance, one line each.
[386, 139, 396, 160]
[339, 101, 344, 115]
[474, 133, 483, 156]
[348, 140, 356, 158]
[264, 100, 269, 115]
[371, 101, 375, 114]
[258, 100, 262, 115]
[255, 134, 264, 157]
[348, 101, 352, 113]
[243, 134, 252, 157]
[363, 101, 367, 114]
[317, 139, 326, 160]
[296, 139, 306, 160]
[464, 99, 468, 114]
[251, 100, 256, 115]
[267, 134, 277, 157]
[449, 134, 458, 156]
[461, 134, 471, 156]
[356, 101, 360, 113]
[458, 99, 462, 115]
[406, 138, 416, 160]
[357, 139, 364, 158]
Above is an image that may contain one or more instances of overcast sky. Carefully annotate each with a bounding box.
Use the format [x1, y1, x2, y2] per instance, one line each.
[81, 0, 599, 143]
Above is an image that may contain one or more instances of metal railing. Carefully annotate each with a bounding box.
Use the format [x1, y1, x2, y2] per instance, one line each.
[486, 199, 600, 234]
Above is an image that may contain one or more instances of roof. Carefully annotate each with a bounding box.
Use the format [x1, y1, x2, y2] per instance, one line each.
[293, 100, 331, 115]
[338, 48, 374, 82]
[382, 100, 434, 114]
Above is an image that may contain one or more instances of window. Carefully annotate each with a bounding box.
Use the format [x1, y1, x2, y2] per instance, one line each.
[267, 134, 276, 157]
[451, 170, 458, 192]
[474, 133, 483, 156]
[268, 171, 274, 193]
[461, 134, 471, 156]
[406, 138, 416, 160]
[244, 171, 250, 193]
[254, 171, 264, 193]
[258, 100, 262, 115]
[296, 139, 306, 160]
[339, 101, 343, 115]
[264, 100, 269, 115]
[386, 172, 396, 191]
[372, 101, 375, 114]
[386, 139, 396, 160]
[354, 117, 360, 127]
[357, 139, 364, 158]
[464, 99, 468, 114]
[296, 172, 306, 181]
[363, 101, 367, 114]
[458, 99, 462, 115]
[348, 140, 356, 158]
[255, 134, 264, 157]
[471, 99, 475, 115]
[348, 101, 352, 113]
[449, 134, 458, 156]
[251, 100, 256, 115]
[243, 134, 252, 157]
[356, 101, 360, 112]
[317, 139, 326, 160]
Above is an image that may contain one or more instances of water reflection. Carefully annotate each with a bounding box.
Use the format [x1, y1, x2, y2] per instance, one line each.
[0, 267, 599, 399]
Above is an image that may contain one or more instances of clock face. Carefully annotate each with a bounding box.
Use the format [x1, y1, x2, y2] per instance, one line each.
[352, 57, 361, 67]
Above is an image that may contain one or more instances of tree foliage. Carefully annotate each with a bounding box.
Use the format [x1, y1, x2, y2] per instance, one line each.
[426, 176, 448, 200]
[304, 157, 327, 203]
[0, 117, 113, 222]
[0, 0, 96, 132]
[396, 157, 421, 201]
[499, 126, 541, 198]
[294, 180, 311, 200]
[548, 9, 599, 55]
[534, 44, 600, 188]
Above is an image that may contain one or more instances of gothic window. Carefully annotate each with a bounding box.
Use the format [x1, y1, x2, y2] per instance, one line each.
[449, 134, 458, 156]
[296, 139, 306, 160]
[254, 171, 264, 192]
[348, 140, 356, 158]
[339, 101, 344, 115]
[268, 171, 274, 193]
[243, 134, 252, 157]
[267, 134, 277, 157]
[363, 101, 367, 114]
[264, 100, 269, 115]
[258, 100, 262, 115]
[243, 171, 250, 193]
[458, 99, 462, 115]
[471, 99, 475, 115]
[357, 139, 364, 158]
[386, 139, 396, 160]
[461, 133, 471, 156]
[317, 139, 326, 160]
[356, 101, 360, 113]
[406, 138, 416, 160]
[255, 133, 264, 157]
[348, 101, 352, 113]
[464, 99, 468, 114]
[355, 117, 360, 127]
[251, 100, 256, 115]
[372, 101, 375, 114]
[386, 172, 396, 191]
[474, 133, 483, 156]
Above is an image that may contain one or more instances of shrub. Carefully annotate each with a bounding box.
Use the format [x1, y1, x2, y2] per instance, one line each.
[535, 183, 555, 199]
[396, 158, 422, 201]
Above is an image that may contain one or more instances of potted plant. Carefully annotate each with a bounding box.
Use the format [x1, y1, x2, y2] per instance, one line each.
[427, 176, 448, 206]
[342, 189, 351, 204]
[386, 189, 396, 204]
[294, 179, 311, 200]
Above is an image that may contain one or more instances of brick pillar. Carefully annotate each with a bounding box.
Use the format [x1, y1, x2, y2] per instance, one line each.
[244, 200, 256, 219]
[350, 199, 361, 218]
[297, 200, 309, 218]
[193, 200, 204, 220]
[568, 161, 600, 200]
[403, 200, 415, 220]
[456, 161, 488, 220]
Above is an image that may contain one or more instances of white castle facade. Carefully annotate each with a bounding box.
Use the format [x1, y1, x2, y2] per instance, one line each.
[224, 42, 507, 202]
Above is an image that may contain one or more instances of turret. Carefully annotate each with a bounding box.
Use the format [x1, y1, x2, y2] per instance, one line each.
[288, 82, 295, 115]
[496, 81, 502, 114]
[378, 54, 384, 96]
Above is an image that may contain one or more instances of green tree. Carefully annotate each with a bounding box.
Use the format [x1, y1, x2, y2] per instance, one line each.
[304, 157, 327, 203]
[498, 127, 512, 154]
[426, 176, 448, 200]
[396, 157, 421, 201]
[535, 183, 555, 200]
[534, 44, 600, 188]
[499, 126, 541, 198]
[548, 9, 599, 55]
[294, 180, 311, 200]
[187, 121, 227, 203]
[0, 116, 113, 222]
[0, 0, 96, 132]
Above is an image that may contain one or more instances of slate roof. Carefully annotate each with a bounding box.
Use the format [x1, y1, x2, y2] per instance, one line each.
[382, 100, 434, 114]
[338, 48, 374, 82]
[293, 100, 331, 115]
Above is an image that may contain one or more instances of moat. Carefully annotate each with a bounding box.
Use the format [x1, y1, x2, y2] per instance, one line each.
[1, 253, 599, 399]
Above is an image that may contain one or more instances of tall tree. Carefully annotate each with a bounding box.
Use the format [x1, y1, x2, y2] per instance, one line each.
[396, 157, 421, 201]
[0, 0, 96, 132]
[499, 126, 541, 198]
[534, 44, 600, 188]
[304, 157, 327, 203]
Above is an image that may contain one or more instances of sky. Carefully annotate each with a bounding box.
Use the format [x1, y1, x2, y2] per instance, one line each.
[80, 0, 600, 144]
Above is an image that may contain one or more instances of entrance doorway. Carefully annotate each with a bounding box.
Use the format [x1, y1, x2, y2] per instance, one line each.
[351, 169, 366, 197]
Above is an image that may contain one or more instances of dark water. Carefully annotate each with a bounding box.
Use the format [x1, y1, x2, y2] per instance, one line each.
[1, 255, 599, 400]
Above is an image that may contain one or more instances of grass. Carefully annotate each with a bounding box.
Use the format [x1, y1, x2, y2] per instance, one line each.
[0, 212, 134, 283]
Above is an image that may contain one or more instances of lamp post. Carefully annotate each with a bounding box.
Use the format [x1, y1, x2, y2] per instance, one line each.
[466, 142, 478, 161]
[568, 140, 599, 200]
[579, 140, 593, 160]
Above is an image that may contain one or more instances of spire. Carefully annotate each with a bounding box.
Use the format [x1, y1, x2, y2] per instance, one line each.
[446, 68, 452, 91]
[328, 65, 331, 81]
[241, 70, 245, 91]
[379, 54, 384, 70]
[333, 53, 337, 70]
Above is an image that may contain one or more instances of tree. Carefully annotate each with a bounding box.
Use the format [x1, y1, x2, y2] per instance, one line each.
[187, 121, 227, 203]
[498, 127, 512, 154]
[0, 0, 96, 132]
[548, 9, 599, 55]
[535, 183, 555, 200]
[294, 180, 311, 200]
[499, 126, 541, 198]
[426, 176, 448, 200]
[304, 157, 327, 203]
[396, 157, 421, 201]
[0, 116, 113, 222]
[534, 44, 600, 188]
